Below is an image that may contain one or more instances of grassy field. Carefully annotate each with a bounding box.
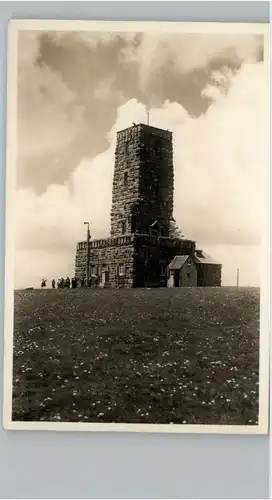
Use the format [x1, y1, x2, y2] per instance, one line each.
[12, 287, 260, 426]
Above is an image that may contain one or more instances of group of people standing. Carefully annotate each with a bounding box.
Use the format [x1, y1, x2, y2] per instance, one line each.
[52, 277, 78, 289]
[41, 276, 100, 289]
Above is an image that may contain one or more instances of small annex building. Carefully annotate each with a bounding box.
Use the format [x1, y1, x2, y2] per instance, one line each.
[194, 249, 222, 287]
[167, 250, 221, 288]
[167, 255, 197, 288]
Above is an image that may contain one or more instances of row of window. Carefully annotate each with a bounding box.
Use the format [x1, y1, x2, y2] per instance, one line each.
[90, 264, 125, 277]
[90, 263, 167, 277]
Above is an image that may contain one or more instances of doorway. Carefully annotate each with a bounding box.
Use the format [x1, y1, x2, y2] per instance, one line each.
[174, 270, 180, 287]
[101, 271, 109, 288]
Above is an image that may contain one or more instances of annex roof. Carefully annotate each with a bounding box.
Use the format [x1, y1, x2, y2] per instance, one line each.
[168, 255, 190, 270]
[194, 250, 221, 265]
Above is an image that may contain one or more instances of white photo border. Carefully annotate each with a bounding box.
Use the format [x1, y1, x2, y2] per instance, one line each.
[3, 19, 270, 435]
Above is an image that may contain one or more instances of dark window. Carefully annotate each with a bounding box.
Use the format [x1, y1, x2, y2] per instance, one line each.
[187, 272, 191, 278]
[143, 247, 149, 263]
[121, 221, 126, 234]
[149, 221, 161, 237]
[124, 171, 128, 186]
[160, 264, 166, 276]
[131, 215, 136, 233]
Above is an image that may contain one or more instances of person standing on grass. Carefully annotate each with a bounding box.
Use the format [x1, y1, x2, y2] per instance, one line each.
[52, 278, 55, 289]
[41, 278, 47, 288]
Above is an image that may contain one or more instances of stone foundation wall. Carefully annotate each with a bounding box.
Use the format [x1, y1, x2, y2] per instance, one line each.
[75, 236, 135, 288]
[75, 234, 196, 289]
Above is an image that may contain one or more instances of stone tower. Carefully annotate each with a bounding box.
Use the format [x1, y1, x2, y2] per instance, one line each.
[75, 122, 221, 288]
[110, 124, 174, 238]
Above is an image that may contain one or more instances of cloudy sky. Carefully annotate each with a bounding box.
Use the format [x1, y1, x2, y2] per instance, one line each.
[14, 27, 268, 288]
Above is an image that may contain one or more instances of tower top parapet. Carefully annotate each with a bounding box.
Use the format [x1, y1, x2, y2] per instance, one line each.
[116, 123, 172, 143]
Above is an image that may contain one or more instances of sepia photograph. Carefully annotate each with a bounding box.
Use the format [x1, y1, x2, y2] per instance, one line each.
[3, 20, 270, 433]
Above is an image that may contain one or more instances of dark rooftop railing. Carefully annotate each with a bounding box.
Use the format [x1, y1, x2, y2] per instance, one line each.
[117, 123, 172, 143]
[77, 233, 195, 251]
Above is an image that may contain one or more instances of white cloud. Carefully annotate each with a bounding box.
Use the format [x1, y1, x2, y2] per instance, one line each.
[14, 60, 267, 288]
[201, 66, 235, 100]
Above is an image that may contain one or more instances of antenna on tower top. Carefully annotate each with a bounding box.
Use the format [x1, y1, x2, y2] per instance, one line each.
[147, 111, 150, 126]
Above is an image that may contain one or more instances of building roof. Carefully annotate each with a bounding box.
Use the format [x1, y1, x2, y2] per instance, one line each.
[194, 250, 221, 265]
[150, 220, 161, 228]
[117, 123, 172, 137]
[168, 251, 221, 271]
[168, 255, 190, 270]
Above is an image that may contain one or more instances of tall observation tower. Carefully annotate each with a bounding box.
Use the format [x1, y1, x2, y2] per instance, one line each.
[75, 123, 221, 288]
[110, 124, 173, 238]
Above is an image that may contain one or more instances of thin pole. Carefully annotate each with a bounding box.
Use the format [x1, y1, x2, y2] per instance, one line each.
[84, 222, 90, 284]
[147, 111, 149, 125]
[236, 268, 240, 287]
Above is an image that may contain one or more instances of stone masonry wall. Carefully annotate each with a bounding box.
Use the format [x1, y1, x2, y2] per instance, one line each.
[110, 125, 141, 237]
[75, 234, 196, 288]
[138, 125, 173, 236]
[75, 236, 135, 288]
[110, 124, 173, 238]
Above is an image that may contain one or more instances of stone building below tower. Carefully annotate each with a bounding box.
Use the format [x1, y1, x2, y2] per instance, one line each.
[75, 123, 221, 288]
